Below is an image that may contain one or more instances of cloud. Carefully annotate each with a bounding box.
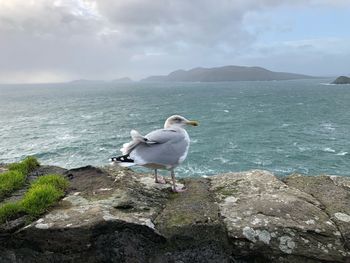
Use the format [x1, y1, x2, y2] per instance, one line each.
[0, 0, 349, 83]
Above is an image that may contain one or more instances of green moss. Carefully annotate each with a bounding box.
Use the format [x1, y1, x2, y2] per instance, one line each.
[0, 170, 26, 199]
[8, 156, 40, 175]
[168, 213, 195, 227]
[21, 184, 64, 216]
[0, 202, 23, 223]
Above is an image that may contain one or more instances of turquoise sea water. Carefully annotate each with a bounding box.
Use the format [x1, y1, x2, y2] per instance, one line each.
[0, 79, 349, 177]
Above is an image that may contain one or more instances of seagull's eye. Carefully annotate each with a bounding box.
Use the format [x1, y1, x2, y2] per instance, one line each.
[174, 118, 182, 122]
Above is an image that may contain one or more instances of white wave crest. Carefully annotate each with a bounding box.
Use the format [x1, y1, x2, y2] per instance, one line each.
[323, 147, 336, 153]
[336, 151, 348, 156]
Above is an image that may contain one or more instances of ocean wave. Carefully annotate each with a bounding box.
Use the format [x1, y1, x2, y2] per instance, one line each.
[252, 159, 272, 166]
[320, 123, 336, 131]
[81, 114, 92, 119]
[177, 164, 216, 177]
[336, 151, 348, 156]
[213, 157, 230, 164]
[273, 166, 309, 175]
[57, 134, 77, 141]
[273, 167, 294, 174]
[298, 146, 310, 152]
[323, 147, 336, 153]
[281, 123, 291, 128]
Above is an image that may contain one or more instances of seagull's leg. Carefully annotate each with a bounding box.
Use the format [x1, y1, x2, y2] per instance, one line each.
[171, 168, 186, 192]
[154, 169, 166, 184]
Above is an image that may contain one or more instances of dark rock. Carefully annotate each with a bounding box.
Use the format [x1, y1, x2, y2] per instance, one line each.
[331, 76, 350, 84]
[28, 165, 67, 177]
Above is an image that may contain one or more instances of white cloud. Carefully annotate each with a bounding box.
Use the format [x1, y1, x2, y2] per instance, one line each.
[0, 0, 349, 83]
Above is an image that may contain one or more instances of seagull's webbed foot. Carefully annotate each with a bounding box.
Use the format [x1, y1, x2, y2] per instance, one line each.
[154, 169, 167, 184]
[155, 176, 166, 184]
[170, 168, 186, 193]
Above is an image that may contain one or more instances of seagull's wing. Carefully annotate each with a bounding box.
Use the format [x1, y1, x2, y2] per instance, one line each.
[130, 128, 189, 167]
[119, 128, 169, 155]
[144, 129, 183, 144]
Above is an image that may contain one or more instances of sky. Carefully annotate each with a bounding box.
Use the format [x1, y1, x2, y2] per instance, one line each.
[0, 0, 349, 83]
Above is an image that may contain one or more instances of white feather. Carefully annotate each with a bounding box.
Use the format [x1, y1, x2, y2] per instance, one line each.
[120, 129, 146, 155]
[117, 162, 136, 167]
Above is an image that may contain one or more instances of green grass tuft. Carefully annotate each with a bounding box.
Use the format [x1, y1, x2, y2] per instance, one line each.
[0, 172, 69, 224]
[0, 170, 26, 199]
[8, 156, 40, 175]
[21, 184, 64, 217]
[0, 202, 23, 223]
[0, 156, 40, 200]
[31, 174, 69, 191]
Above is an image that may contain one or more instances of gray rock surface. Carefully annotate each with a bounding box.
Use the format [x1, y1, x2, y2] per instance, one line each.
[211, 170, 350, 262]
[285, 174, 350, 250]
[1, 166, 350, 262]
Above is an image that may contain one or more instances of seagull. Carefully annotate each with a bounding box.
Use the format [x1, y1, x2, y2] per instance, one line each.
[111, 115, 199, 192]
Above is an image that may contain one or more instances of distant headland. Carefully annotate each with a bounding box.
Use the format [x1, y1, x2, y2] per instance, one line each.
[142, 65, 315, 82]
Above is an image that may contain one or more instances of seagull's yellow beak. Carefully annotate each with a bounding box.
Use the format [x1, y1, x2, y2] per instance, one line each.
[186, 120, 199, 126]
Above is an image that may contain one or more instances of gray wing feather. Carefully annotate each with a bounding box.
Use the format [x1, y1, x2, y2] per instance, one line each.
[130, 129, 188, 166]
[144, 129, 182, 144]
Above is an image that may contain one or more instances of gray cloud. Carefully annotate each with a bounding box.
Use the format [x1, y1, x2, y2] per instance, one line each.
[0, 0, 349, 83]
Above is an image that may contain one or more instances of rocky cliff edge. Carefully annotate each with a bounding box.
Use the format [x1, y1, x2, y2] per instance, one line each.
[1, 165, 349, 263]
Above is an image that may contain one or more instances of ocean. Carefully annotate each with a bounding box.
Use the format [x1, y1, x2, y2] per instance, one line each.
[0, 79, 349, 177]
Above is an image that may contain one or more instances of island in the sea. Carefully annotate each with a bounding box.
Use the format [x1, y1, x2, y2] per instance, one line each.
[332, 76, 350, 84]
[142, 65, 315, 82]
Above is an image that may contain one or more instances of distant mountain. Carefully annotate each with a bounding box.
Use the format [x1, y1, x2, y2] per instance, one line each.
[331, 76, 350, 84]
[112, 77, 133, 82]
[142, 65, 315, 82]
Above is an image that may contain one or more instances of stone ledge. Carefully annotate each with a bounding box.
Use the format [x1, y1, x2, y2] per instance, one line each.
[1, 166, 349, 263]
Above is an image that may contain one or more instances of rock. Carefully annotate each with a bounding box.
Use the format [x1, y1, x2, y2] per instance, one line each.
[210, 170, 350, 262]
[29, 165, 67, 177]
[331, 76, 350, 84]
[153, 178, 231, 262]
[1, 165, 170, 262]
[285, 174, 350, 249]
[1, 167, 350, 262]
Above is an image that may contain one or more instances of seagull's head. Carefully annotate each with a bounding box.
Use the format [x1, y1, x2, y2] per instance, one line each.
[164, 115, 199, 129]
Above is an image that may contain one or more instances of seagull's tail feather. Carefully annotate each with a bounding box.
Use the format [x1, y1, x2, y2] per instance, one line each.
[130, 129, 145, 141]
[120, 129, 147, 155]
[110, 154, 135, 167]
